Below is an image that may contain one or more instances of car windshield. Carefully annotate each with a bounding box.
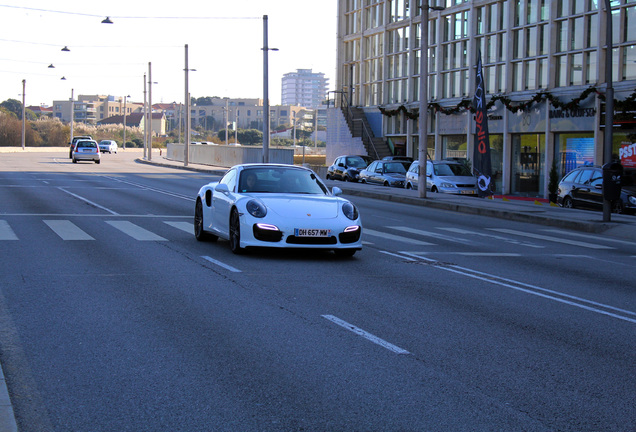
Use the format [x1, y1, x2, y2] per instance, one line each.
[383, 162, 407, 174]
[434, 163, 471, 176]
[346, 157, 369, 168]
[239, 167, 328, 195]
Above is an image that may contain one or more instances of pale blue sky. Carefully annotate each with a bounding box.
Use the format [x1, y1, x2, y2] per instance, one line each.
[0, 0, 337, 107]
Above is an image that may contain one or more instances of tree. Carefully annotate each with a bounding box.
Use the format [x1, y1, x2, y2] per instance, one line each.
[238, 129, 263, 145]
[0, 100, 22, 119]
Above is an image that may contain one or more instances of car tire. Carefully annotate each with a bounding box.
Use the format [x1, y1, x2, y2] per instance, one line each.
[334, 249, 356, 258]
[229, 208, 244, 254]
[431, 186, 439, 193]
[406, 183, 412, 190]
[95, 160, 100, 164]
[360, 179, 366, 184]
[383, 181, 390, 187]
[326, 173, 331, 180]
[562, 196, 574, 209]
[194, 199, 218, 242]
[72, 158, 77, 163]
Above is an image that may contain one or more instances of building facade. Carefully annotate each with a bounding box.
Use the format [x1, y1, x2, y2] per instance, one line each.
[336, 0, 636, 197]
[52, 94, 143, 125]
[281, 69, 329, 108]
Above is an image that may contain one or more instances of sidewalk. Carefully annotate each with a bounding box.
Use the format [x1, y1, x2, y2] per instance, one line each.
[137, 156, 636, 242]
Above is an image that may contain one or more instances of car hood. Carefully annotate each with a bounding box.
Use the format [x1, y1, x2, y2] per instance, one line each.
[255, 194, 342, 218]
[434, 175, 476, 184]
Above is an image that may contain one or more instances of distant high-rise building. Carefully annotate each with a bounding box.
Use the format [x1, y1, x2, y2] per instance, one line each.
[281, 69, 328, 108]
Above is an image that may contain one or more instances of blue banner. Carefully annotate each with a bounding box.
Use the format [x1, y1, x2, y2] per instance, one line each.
[473, 51, 493, 197]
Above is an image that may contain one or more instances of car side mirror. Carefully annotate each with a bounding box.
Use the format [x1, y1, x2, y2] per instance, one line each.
[214, 183, 230, 194]
[332, 186, 343, 196]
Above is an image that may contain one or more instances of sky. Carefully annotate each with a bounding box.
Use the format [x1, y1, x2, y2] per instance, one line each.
[0, 0, 338, 107]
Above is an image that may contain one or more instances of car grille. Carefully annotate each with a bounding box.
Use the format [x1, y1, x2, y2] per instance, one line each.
[286, 236, 337, 245]
[253, 225, 283, 242]
[339, 229, 361, 244]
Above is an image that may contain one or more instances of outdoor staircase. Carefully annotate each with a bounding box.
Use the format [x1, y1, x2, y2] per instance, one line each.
[344, 106, 392, 160]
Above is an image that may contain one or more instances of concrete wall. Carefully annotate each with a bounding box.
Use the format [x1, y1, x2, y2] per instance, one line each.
[166, 143, 294, 168]
[325, 107, 367, 165]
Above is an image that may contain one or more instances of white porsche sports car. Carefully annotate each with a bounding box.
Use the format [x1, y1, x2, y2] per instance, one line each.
[194, 164, 362, 257]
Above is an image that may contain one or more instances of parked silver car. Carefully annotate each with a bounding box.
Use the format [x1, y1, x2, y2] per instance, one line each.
[72, 140, 101, 164]
[405, 160, 476, 194]
[359, 160, 408, 187]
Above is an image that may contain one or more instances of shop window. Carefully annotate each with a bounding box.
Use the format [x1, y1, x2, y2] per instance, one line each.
[511, 134, 545, 196]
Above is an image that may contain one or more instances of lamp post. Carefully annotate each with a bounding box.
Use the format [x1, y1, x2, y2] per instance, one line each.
[21, 79, 26, 150]
[418, 3, 444, 198]
[185, 44, 191, 167]
[122, 95, 130, 151]
[143, 74, 147, 159]
[262, 15, 278, 163]
[148, 62, 153, 161]
[70, 88, 74, 143]
[603, 0, 614, 222]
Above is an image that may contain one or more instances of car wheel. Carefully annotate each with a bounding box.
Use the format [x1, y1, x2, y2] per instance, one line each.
[562, 196, 574, 209]
[72, 158, 77, 163]
[229, 208, 243, 254]
[383, 181, 390, 187]
[326, 173, 331, 180]
[612, 200, 624, 214]
[431, 186, 439, 193]
[194, 199, 218, 242]
[95, 160, 100, 164]
[406, 183, 412, 190]
[334, 249, 356, 258]
[360, 179, 367, 184]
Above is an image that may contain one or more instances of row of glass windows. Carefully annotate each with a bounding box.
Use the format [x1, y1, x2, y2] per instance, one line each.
[342, 0, 636, 102]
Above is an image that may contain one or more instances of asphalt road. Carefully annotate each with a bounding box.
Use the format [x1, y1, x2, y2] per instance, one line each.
[0, 151, 634, 431]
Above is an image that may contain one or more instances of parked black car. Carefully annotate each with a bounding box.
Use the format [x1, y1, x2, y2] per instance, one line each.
[326, 155, 373, 182]
[557, 166, 636, 214]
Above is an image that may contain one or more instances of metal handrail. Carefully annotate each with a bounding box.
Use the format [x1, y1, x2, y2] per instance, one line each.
[338, 91, 380, 160]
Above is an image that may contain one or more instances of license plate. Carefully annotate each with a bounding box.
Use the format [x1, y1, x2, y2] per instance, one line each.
[295, 228, 331, 237]
[460, 190, 475, 194]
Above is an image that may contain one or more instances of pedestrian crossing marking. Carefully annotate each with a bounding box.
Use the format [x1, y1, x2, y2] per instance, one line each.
[388, 226, 472, 244]
[364, 228, 435, 246]
[164, 221, 193, 233]
[44, 220, 94, 240]
[438, 227, 544, 248]
[105, 221, 167, 241]
[488, 228, 613, 249]
[0, 220, 18, 240]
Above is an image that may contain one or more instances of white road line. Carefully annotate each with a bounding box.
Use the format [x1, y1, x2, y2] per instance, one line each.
[397, 252, 636, 324]
[364, 228, 435, 246]
[164, 221, 193, 233]
[105, 221, 167, 241]
[201, 256, 242, 273]
[322, 315, 410, 355]
[488, 228, 613, 249]
[44, 220, 94, 240]
[58, 187, 119, 215]
[541, 228, 636, 246]
[0, 221, 18, 240]
[379, 250, 417, 261]
[389, 226, 472, 244]
[438, 227, 544, 248]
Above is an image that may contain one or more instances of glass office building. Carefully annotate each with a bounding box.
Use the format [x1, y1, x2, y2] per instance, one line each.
[336, 0, 636, 197]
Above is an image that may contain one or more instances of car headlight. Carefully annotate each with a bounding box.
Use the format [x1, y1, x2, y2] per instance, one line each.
[342, 202, 359, 220]
[629, 196, 636, 205]
[246, 199, 267, 218]
[440, 182, 456, 188]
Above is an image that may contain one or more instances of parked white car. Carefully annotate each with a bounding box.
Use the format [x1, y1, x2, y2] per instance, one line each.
[405, 160, 477, 194]
[98, 140, 118, 154]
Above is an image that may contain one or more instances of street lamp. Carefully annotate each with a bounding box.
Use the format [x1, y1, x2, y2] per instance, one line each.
[603, 0, 615, 222]
[21, 79, 26, 150]
[122, 95, 130, 151]
[418, 3, 444, 198]
[262, 15, 278, 163]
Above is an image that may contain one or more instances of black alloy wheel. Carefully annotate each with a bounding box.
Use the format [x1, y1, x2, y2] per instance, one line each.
[194, 199, 217, 242]
[229, 209, 243, 254]
[562, 196, 574, 209]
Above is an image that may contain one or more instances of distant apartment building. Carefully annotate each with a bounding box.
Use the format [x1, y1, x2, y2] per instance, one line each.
[159, 97, 310, 133]
[52, 94, 143, 124]
[281, 69, 329, 108]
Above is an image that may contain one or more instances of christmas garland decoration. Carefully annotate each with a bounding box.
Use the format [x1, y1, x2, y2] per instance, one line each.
[378, 86, 636, 119]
